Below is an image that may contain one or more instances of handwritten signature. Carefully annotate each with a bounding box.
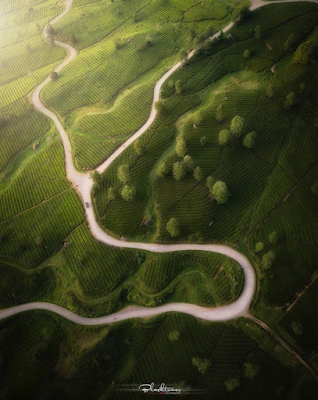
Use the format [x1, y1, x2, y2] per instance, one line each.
[139, 382, 181, 394]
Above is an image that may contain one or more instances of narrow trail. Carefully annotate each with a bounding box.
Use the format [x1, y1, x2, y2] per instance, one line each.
[1, 0, 317, 327]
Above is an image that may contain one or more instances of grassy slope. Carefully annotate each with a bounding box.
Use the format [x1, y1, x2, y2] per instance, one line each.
[94, 1, 318, 316]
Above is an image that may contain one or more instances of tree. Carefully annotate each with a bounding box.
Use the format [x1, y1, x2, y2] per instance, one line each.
[244, 363, 261, 379]
[47, 24, 55, 36]
[50, 71, 58, 80]
[168, 330, 180, 341]
[266, 83, 274, 98]
[117, 164, 130, 184]
[183, 155, 194, 172]
[145, 34, 152, 46]
[35, 236, 43, 246]
[166, 217, 180, 237]
[243, 131, 256, 149]
[218, 129, 230, 145]
[215, 104, 223, 122]
[121, 185, 136, 201]
[211, 181, 230, 204]
[137, 34, 152, 51]
[90, 170, 102, 188]
[255, 242, 264, 253]
[311, 181, 318, 196]
[47, 35, 54, 46]
[200, 136, 207, 146]
[284, 92, 297, 110]
[268, 231, 279, 244]
[243, 49, 250, 59]
[157, 162, 169, 178]
[0, 118, 6, 127]
[68, 33, 76, 46]
[193, 111, 203, 125]
[254, 25, 261, 40]
[294, 42, 313, 65]
[173, 162, 186, 181]
[134, 138, 144, 155]
[230, 116, 244, 137]
[132, 12, 137, 23]
[225, 378, 240, 391]
[175, 80, 183, 95]
[193, 166, 203, 181]
[176, 136, 187, 157]
[291, 321, 304, 336]
[113, 37, 121, 50]
[155, 100, 165, 114]
[179, 49, 188, 63]
[206, 175, 215, 190]
[192, 357, 211, 374]
[107, 187, 116, 201]
[262, 251, 275, 269]
[233, 5, 250, 23]
[284, 33, 296, 51]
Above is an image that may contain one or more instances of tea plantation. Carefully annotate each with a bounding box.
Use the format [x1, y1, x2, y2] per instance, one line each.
[1, 0, 318, 399]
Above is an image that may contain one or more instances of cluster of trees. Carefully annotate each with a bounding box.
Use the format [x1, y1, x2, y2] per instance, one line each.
[217, 115, 257, 149]
[154, 135, 203, 182]
[187, 24, 215, 51]
[187, 21, 226, 56]
[91, 166, 137, 203]
[224, 363, 260, 391]
[116, 164, 136, 201]
[255, 231, 280, 269]
[233, 5, 250, 24]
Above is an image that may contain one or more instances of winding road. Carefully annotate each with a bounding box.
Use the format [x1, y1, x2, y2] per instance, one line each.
[1, 0, 317, 326]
